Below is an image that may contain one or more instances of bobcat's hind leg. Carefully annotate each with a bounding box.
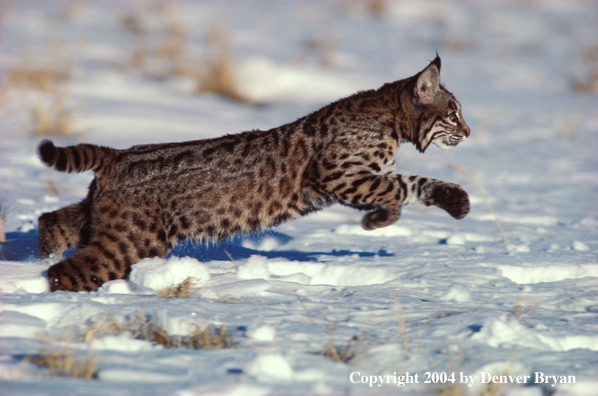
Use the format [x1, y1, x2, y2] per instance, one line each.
[47, 232, 168, 292]
[39, 200, 90, 258]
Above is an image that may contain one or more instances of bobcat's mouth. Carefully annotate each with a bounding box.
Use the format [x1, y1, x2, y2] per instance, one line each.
[434, 135, 465, 150]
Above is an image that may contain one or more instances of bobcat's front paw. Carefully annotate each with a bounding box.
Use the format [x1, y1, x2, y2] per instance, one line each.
[427, 183, 470, 219]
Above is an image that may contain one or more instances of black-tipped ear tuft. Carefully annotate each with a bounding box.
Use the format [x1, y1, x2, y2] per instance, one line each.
[39, 140, 56, 165]
[432, 53, 441, 71]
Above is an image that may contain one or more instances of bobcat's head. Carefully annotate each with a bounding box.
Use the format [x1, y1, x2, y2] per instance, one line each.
[408, 55, 470, 152]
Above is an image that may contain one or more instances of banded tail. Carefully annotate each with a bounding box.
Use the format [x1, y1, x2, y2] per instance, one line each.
[38, 140, 117, 175]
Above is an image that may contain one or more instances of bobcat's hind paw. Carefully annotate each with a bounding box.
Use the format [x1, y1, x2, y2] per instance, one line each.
[361, 207, 400, 230]
[427, 183, 470, 219]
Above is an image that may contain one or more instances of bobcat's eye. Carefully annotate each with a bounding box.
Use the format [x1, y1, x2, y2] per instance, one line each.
[447, 112, 459, 125]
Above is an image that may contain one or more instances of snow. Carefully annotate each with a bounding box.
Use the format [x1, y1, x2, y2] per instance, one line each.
[129, 257, 211, 291]
[1, 0, 597, 395]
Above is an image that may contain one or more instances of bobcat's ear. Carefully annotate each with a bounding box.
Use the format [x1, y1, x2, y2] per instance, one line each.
[413, 55, 441, 105]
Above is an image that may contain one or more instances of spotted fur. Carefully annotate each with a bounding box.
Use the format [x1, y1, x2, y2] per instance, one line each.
[39, 55, 471, 292]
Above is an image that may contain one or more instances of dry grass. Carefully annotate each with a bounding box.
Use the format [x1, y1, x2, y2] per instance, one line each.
[121, 8, 253, 104]
[572, 45, 598, 93]
[149, 323, 232, 349]
[0, 202, 6, 244]
[367, 0, 388, 17]
[197, 28, 252, 104]
[5, 39, 73, 91]
[573, 57, 598, 93]
[3, 36, 80, 136]
[393, 293, 409, 352]
[5, 61, 71, 92]
[297, 296, 316, 324]
[29, 348, 97, 379]
[436, 383, 465, 396]
[321, 324, 360, 363]
[82, 310, 232, 349]
[158, 276, 197, 298]
[300, 34, 337, 67]
[122, 4, 192, 80]
[572, 69, 598, 93]
[121, 12, 146, 35]
[28, 93, 78, 136]
[119, 5, 254, 104]
[509, 293, 536, 324]
[448, 164, 509, 245]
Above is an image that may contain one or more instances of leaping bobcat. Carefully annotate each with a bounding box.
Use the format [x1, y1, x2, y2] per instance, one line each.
[38, 55, 470, 292]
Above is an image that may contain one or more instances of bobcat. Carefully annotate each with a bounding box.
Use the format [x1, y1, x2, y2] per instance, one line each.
[39, 55, 470, 292]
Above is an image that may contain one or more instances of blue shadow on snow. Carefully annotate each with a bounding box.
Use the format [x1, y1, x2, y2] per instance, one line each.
[2, 230, 392, 262]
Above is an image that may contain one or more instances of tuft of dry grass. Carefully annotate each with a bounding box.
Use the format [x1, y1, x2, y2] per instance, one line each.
[572, 46, 598, 93]
[82, 310, 232, 349]
[448, 164, 508, 245]
[121, 12, 146, 35]
[572, 69, 598, 93]
[393, 293, 409, 352]
[158, 276, 197, 298]
[29, 348, 97, 379]
[297, 296, 316, 324]
[4, 38, 81, 137]
[0, 202, 6, 244]
[367, 0, 388, 17]
[28, 93, 78, 136]
[436, 383, 466, 396]
[5, 40, 73, 92]
[5, 62, 71, 92]
[321, 324, 360, 363]
[187, 325, 232, 349]
[509, 293, 536, 324]
[300, 34, 337, 67]
[197, 28, 252, 104]
[131, 321, 232, 349]
[122, 4, 192, 80]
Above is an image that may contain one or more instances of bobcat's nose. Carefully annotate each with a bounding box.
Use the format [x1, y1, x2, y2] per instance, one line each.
[462, 125, 471, 138]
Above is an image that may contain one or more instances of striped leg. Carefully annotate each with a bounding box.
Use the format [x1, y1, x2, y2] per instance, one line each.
[39, 200, 88, 258]
[325, 172, 469, 230]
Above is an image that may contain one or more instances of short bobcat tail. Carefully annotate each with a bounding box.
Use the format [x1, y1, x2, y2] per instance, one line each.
[38, 140, 117, 175]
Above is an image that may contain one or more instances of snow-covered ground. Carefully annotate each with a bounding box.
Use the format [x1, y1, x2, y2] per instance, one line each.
[1, 1, 597, 395]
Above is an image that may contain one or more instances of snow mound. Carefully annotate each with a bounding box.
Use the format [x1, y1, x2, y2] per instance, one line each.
[99, 368, 187, 383]
[472, 314, 598, 352]
[129, 256, 210, 291]
[497, 263, 598, 284]
[247, 325, 277, 341]
[99, 279, 134, 294]
[89, 333, 159, 352]
[240, 256, 396, 286]
[245, 354, 294, 382]
[0, 311, 46, 338]
[440, 283, 472, 302]
[0, 261, 49, 293]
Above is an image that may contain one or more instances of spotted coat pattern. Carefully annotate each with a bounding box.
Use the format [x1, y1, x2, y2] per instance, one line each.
[39, 55, 471, 292]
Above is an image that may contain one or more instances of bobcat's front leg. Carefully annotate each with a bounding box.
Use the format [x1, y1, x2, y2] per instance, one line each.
[323, 172, 470, 230]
